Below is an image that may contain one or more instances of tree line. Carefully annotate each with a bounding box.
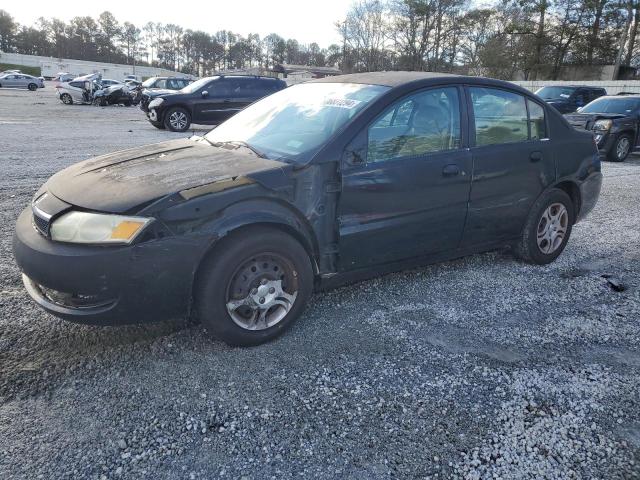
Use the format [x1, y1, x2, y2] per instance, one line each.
[341, 0, 640, 79]
[0, 1, 639, 80]
[0, 9, 340, 76]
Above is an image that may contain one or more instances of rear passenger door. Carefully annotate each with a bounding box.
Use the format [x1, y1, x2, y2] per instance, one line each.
[462, 86, 555, 248]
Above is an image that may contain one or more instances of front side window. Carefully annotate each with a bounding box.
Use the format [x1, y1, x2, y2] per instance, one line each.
[471, 87, 528, 146]
[367, 87, 461, 163]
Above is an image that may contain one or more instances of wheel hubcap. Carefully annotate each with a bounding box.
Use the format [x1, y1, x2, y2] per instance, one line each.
[169, 112, 187, 130]
[617, 137, 630, 159]
[225, 254, 298, 331]
[536, 203, 568, 254]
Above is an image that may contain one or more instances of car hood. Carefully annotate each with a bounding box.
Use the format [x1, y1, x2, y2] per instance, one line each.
[564, 112, 629, 129]
[45, 138, 291, 213]
[143, 88, 175, 96]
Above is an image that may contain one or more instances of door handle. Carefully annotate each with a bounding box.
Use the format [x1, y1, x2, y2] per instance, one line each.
[530, 151, 543, 162]
[442, 164, 460, 177]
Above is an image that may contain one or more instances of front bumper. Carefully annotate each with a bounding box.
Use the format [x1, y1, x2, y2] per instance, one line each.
[147, 109, 159, 122]
[13, 208, 206, 325]
[576, 172, 603, 222]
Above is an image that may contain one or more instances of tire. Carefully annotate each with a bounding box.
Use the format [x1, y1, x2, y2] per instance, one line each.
[164, 107, 191, 132]
[150, 121, 165, 130]
[61, 93, 73, 105]
[28, 83, 37, 91]
[608, 133, 632, 162]
[195, 226, 314, 346]
[515, 188, 574, 265]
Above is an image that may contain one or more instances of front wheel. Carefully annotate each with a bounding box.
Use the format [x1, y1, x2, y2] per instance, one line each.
[195, 227, 313, 346]
[608, 134, 632, 162]
[164, 107, 191, 132]
[515, 188, 574, 265]
[60, 93, 73, 105]
[28, 83, 37, 91]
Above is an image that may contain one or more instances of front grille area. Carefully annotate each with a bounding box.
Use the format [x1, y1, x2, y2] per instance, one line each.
[34, 281, 116, 310]
[32, 211, 50, 236]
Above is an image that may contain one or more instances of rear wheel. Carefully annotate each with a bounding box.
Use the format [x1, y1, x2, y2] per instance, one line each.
[515, 188, 574, 265]
[164, 107, 191, 132]
[195, 227, 313, 346]
[608, 133, 631, 162]
[28, 83, 37, 91]
[61, 93, 73, 105]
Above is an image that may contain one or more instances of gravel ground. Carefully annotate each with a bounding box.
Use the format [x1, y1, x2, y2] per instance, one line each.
[1, 84, 639, 479]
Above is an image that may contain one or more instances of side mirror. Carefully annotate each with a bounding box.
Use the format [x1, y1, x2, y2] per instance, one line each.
[201, 90, 209, 98]
[344, 148, 365, 166]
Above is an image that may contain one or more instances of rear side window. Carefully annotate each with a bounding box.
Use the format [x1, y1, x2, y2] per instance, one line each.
[471, 87, 528, 146]
[368, 86, 461, 163]
[527, 100, 547, 140]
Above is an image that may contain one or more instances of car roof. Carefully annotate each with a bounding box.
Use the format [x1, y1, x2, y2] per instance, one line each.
[308, 71, 538, 97]
[310, 71, 461, 87]
[602, 94, 640, 99]
[539, 85, 604, 89]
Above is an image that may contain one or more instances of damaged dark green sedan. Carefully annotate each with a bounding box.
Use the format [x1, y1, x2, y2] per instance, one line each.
[14, 72, 602, 346]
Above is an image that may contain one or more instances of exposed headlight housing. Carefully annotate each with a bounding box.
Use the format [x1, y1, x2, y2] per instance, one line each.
[50, 211, 153, 245]
[148, 98, 164, 108]
[593, 119, 613, 131]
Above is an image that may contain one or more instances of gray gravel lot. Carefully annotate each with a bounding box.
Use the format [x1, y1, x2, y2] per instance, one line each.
[1, 84, 639, 479]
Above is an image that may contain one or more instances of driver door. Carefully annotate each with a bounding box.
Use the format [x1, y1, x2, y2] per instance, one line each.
[338, 86, 472, 270]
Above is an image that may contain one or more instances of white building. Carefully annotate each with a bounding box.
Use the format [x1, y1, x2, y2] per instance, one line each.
[1, 52, 194, 81]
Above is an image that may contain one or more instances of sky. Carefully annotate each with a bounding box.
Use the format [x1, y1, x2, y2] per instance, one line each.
[7, 0, 352, 47]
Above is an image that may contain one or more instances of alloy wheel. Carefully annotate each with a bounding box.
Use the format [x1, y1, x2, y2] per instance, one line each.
[225, 253, 298, 331]
[169, 111, 188, 130]
[536, 202, 568, 254]
[617, 136, 630, 160]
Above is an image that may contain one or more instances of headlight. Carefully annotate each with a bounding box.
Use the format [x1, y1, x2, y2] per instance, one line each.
[593, 119, 612, 131]
[148, 98, 164, 108]
[50, 211, 153, 244]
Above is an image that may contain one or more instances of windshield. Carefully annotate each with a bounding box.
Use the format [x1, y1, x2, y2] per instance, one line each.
[581, 97, 640, 114]
[180, 77, 218, 94]
[536, 86, 576, 100]
[205, 82, 389, 162]
[141, 78, 158, 88]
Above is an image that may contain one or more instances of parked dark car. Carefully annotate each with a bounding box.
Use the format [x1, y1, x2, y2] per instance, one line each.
[564, 94, 640, 161]
[13, 72, 601, 346]
[138, 76, 193, 112]
[93, 84, 134, 106]
[536, 85, 607, 114]
[145, 75, 287, 132]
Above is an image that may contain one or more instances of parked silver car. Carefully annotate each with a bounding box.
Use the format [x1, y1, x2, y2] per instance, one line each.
[0, 73, 45, 91]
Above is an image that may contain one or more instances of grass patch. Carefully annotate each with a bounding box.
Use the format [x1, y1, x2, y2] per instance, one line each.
[0, 63, 41, 77]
